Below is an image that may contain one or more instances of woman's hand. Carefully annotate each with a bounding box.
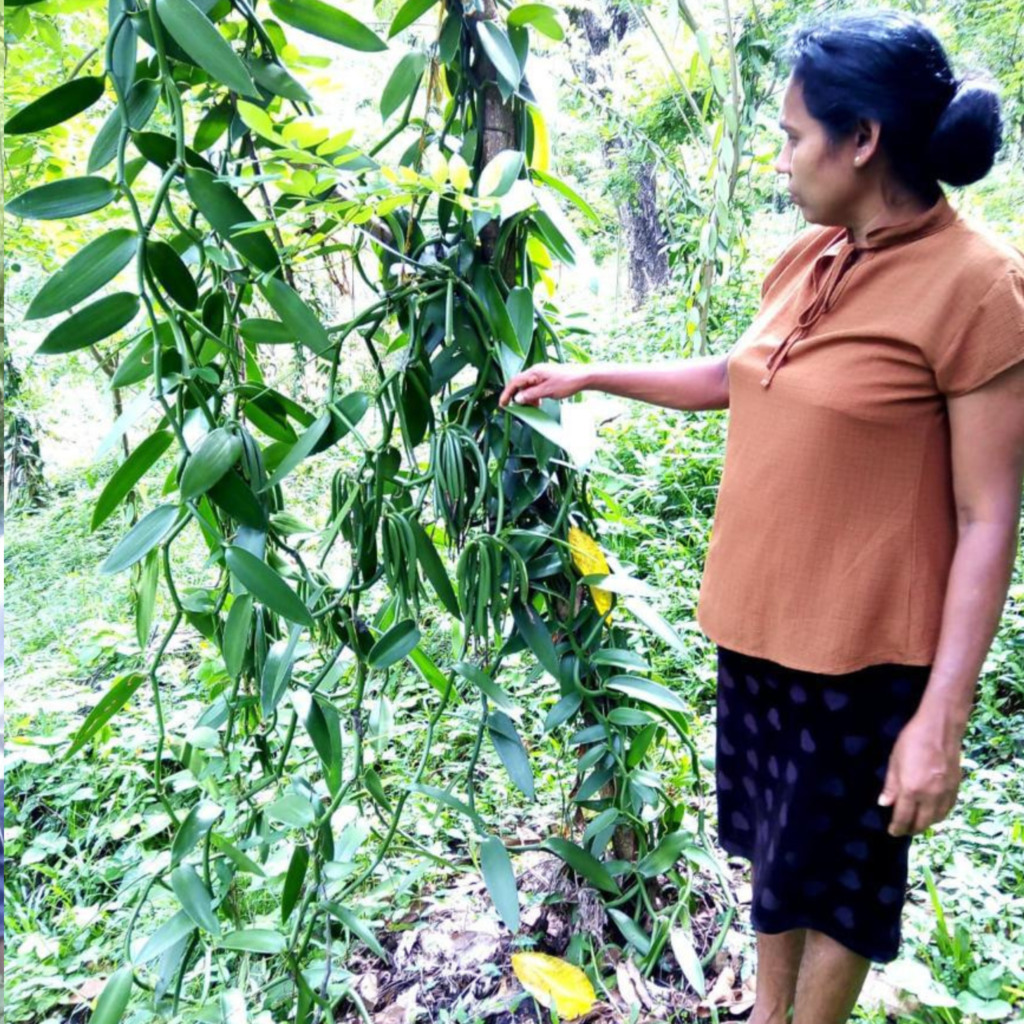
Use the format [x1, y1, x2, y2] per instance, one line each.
[498, 364, 590, 408]
[878, 713, 962, 837]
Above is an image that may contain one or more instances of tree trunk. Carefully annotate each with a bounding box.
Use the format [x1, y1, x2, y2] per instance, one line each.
[471, 0, 518, 282]
[571, 4, 670, 310]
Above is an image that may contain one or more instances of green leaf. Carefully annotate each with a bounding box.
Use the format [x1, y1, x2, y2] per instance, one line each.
[222, 593, 253, 677]
[26, 229, 138, 321]
[388, 0, 436, 35]
[506, 287, 534, 352]
[225, 546, 314, 626]
[261, 413, 330, 490]
[267, 793, 317, 828]
[258, 277, 331, 356]
[109, 0, 138, 98]
[171, 865, 222, 937]
[7, 175, 118, 221]
[507, 402, 591, 468]
[135, 911, 196, 965]
[180, 428, 242, 501]
[582, 807, 621, 847]
[5, 75, 106, 134]
[211, 833, 266, 876]
[531, 209, 575, 265]
[543, 837, 620, 894]
[455, 661, 515, 712]
[156, 0, 258, 96]
[636, 830, 691, 878]
[7, 176, 118, 221]
[89, 967, 135, 1024]
[240, 318, 294, 345]
[411, 520, 460, 617]
[475, 22, 520, 92]
[381, 51, 427, 121]
[281, 845, 309, 922]
[36, 292, 139, 355]
[622, 596, 687, 654]
[477, 148, 524, 198]
[591, 648, 650, 672]
[185, 168, 280, 273]
[531, 168, 600, 223]
[579, 573, 656, 598]
[65, 671, 146, 758]
[260, 625, 302, 717]
[220, 929, 288, 954]
[268, 0, 387, 51]
[324, 903, 387, 959]
[247, 57, 313, 103]
[438, 10, 461, 64]
[481, 835, 520, 931]
[605, 675, 688, 714]
[101, 504, 179, 574]
[146, 239, 199, 310]
[136, 549, 160, 648]
[507, 3, 563, 40]
[89, 79, 161, 172]
[209, 472, 267, 529]
[409, 783, 486, 835]
[511, 603, 560, 679]
[607, 907, 652, 954]
[92, 431, 173, 531]
[543, 692, 581, 732]
[171, 800, 224, 865]
[111, 324, 178, 388]
[487, 711, 535, 800]
[368, 619, 421, 669]
[292, 690, 340, 788]
[133, 130, 216, 172]
[194, 99, 232, 151]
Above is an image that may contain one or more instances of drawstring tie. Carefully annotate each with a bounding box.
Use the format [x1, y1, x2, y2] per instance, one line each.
[761, 242, 862, 388]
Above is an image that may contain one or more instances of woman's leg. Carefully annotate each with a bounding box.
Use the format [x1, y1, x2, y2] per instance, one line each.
[791, 929, 871, 1024]
[749, 928, 806, 1024]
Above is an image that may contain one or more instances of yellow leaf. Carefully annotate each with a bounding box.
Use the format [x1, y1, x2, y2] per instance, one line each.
[529, 106, 551, 173]
[425, 148, 449, 187]
[449, 152, 472, 191]
[512, 952, 597, 1020]
[568, 526, 613, 621]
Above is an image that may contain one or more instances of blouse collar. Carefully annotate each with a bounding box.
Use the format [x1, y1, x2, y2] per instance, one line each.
[848, 193, 958, 251]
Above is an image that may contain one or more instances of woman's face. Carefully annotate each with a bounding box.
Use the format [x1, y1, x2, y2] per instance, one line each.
[775, 77, 866, 226]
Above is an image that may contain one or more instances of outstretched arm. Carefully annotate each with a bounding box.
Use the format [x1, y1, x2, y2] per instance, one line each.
[498, 355, 731, 412]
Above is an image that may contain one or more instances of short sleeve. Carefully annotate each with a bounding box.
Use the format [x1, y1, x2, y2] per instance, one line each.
[933, 268, 1024, 396]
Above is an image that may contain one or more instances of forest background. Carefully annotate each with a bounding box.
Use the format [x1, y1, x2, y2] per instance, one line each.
[3, 0, 1024, 1020]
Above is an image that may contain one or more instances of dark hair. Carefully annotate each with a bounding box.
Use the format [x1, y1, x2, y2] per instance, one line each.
[787, 11, 1003, 203]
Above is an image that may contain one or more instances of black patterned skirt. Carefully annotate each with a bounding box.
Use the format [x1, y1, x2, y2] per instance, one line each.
[715, 646, 930, 963]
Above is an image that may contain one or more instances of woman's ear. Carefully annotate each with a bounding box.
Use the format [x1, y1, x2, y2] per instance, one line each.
[853, 118, 882, 165]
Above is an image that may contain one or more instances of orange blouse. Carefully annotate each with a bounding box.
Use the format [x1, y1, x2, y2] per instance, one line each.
[697, 195, 1024, 674]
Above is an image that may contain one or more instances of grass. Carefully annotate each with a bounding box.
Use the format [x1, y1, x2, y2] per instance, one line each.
[5, 405, 1024, 1022]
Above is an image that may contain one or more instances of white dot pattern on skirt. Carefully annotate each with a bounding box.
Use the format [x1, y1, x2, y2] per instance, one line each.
[714, 647, 930, 964]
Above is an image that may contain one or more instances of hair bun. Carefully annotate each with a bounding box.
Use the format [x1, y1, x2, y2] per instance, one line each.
[929, 78, 1004, 186]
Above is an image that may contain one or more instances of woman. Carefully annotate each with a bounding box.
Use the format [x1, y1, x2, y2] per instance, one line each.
[500, 12, 1024, 1024]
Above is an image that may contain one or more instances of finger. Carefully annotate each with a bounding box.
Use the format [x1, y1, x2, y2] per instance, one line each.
[515, 387, 544, 406]
[909, 797, 941, 836]
[888, 794, 917, 837]
[499, 376, 529, 407]
[877, 764, 898, 808]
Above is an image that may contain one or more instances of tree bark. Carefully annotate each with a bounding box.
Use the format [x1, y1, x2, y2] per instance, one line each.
[570, 4, 670, 310]
[470, 0, 518, 282]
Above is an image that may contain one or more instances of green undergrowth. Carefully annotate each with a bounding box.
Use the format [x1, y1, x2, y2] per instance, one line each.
[4, 408, 1023, 1024]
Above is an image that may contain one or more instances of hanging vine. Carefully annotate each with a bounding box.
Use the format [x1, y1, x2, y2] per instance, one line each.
[7, 0, 733, 1015]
